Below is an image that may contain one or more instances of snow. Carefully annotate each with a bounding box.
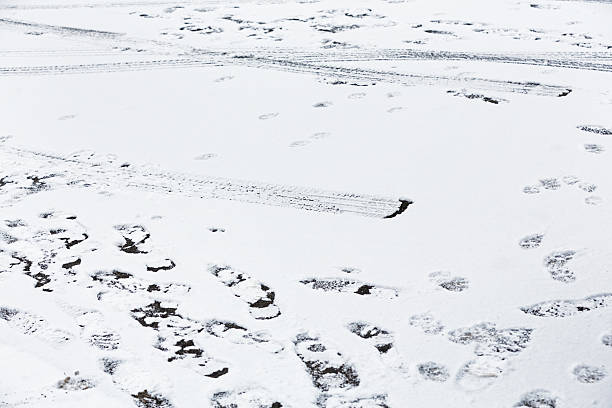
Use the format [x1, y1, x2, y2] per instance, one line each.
[1, 0, 611, 407]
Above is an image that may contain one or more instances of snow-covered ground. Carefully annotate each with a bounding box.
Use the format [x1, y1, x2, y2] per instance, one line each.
[1, 0, 611, 407]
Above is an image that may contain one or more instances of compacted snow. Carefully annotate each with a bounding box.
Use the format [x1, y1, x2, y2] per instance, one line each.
[1, 0, 611, 407]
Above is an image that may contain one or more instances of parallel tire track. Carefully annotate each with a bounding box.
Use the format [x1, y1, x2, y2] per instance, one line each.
[0, 58, 216, 75]
[0, 55, 572, 97]
[0, 145, 412, 219]
[239, 48, 612, 73]
[235, 55, 573, 97]
[0, 18, 123, 39]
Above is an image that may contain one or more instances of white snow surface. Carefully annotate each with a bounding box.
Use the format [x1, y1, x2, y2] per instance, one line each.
[1, 0, 612, 407]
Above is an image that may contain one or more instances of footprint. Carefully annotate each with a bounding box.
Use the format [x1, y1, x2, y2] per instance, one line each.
[584, 144, 605, 154]
[585, 196, 603, 205]
[115, 225, 150, 254]
[448, 90, 506, 104]
[100, 357, 121, 375]
[130, 301, 229, 378]
[539, 178, 561, 190]
[448, 321, 532, 390]
[456, 356, 505, 391]
[300, 277, 399, 299]
[204, 319, 283, 353]
[313, 101, 333, 108]
[92, 270, 189, 296]
[132, 390, 174, 408]
[289, 140, 310, 148]
[602, 334, 612, 347]
[310, 132, 331, 140]
[514, 389, 558, 408]
[0, 306, 72, 343]
[57, 373, 95, 391]
[523, 186, 541, 194]
[290, 132, 332, 148]
[417, 362, 450, 382]
[386, 106, 404, 113]
[519, 234, 544, 249]
[146, 258, 176, 272]
[543, 250, 576, 283]
[4, 219, 26, 228]
[75, 311, 121, 350]
[214, 75, 234, 82]
[258, 112, 279, 120]
[429, 271, 469, 292]
[562, 175, 580, 185]
[210, 389, 282, 408]
[194, 153, 218, 160]
[573, 364, 607, 383]
[293, 332, 360, 392]
[409, 313, 444, 335]
[0, 229, 17, 244]
[348, 92, 366, 99]
[208, 265, 280, 320]
[523, 178, 559, 194]
[578, 182, 597, 193]
[347, 321, 394, 354]
[577, 125, 612, 135]
[448, 322, 532, 358]
[521, 293, 612, 317]
[318, 393, 389, 407]
[0, 371, 95, 406]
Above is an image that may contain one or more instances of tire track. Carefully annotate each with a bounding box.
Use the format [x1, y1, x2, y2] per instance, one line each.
[234, 55, 572, 97]
[0, 0, 266, 10]
[241, 48, 612, 73]
[0, 145, 412, 219]
[0, 18, 123, 39]
[0, 15, 605, 93]
[0, 58, 216, 76]
[0, 54, 572, 97]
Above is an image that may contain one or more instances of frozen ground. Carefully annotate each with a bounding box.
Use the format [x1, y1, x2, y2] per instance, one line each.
[1, 0, 612, 407]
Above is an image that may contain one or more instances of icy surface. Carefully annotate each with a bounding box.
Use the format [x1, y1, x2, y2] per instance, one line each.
[1, 0, 612, 407]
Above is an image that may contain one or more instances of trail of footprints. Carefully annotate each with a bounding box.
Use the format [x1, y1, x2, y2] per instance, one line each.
[512, 122, 611, 398]
[0, 205, 521, 405]
[523, 175, 601, 205]
[3, 210, 607, 406]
